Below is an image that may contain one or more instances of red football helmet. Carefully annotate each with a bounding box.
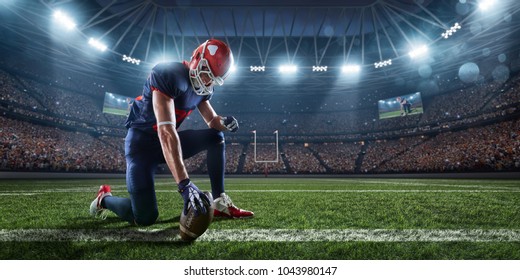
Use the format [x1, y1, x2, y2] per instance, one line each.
[188, 39, 234, 95]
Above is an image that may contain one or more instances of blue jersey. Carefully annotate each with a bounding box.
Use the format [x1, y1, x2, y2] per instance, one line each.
[125, 62, 212, 133]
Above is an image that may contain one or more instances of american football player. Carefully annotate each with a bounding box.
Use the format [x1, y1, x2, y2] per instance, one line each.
[90, 39, 253, 226]
[397, 96, 412, 116]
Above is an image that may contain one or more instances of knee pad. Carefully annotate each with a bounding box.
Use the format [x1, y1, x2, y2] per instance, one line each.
[133, 210, 159, 226]
[211, 130, 225, 145]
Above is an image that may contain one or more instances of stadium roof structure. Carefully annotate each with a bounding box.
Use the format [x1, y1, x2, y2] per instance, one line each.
[1, 0, 520, 99]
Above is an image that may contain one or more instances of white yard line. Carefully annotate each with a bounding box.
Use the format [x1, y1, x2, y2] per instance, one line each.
[320, 179, 519, 190]
[223, 189, 520, 193]
[0, 228, 519, 242]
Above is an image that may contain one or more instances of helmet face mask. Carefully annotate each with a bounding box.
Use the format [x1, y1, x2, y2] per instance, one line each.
[190, 54, 215, 95]
[188, 39, 233, 96]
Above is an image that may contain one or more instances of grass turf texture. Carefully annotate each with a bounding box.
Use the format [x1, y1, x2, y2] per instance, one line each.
[0, 177, 519, 259]
[102, 106, 128, 116]
[379, 107, 423, 119]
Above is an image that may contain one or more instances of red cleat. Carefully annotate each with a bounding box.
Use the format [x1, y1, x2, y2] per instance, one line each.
[89, 185, 112, 219]
[213, 193, 254, 219]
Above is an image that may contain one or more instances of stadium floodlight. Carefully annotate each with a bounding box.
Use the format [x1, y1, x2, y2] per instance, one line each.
[374, 59, 392, 69]
[442, 23, 462, 39]
[479, 0, 496, 11]
[342, 64, 361, 73]
[88, 38, 107, 52]
[279, 65, 297, 73]
[53, 10, 76, 30]
[122, 55, 140, 65]
[250, 66, 265, 72]
[312, 66, 328, 72]
[409, 45, 428, 59]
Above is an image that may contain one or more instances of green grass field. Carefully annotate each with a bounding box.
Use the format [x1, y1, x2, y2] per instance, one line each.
[0, 177, 519, 260]
[379, 107, 424, 119]
[102, 106, 128, 116]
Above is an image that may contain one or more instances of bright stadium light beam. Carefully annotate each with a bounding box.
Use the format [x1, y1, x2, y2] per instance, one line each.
[122, 55, 141, 65]
[342, 64, 361, 73]
[409, 45, 428, 59]
[374, 59, 392, 69]
[442, 23, 462, 39]
[53, 10, 76, 30]
[312, 66, 328, 72]
[250, 66, 265, 72]
[479, 0, 496, 11]
[279, 64, 297, 73]
[88, 38, 107, 52]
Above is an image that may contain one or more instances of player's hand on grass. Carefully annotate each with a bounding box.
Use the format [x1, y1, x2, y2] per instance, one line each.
[178, 179, 210, 216]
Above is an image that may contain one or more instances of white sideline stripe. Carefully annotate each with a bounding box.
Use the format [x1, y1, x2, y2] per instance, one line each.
[229, 190, 520, 193]
[0, 189, 519, 195]
[0, 229, 519, 242]
[322, 179, 519, 190]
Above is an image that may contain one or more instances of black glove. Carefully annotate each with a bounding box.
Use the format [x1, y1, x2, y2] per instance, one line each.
[220, 116, 239, 132]
[178, 179, 210, 216]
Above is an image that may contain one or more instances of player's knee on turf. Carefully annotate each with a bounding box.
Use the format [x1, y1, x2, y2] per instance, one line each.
[133, 210, 159, 226]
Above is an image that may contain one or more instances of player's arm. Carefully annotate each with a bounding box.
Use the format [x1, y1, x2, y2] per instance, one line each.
[198, 100, 226, 131]
[198, 100, 239, 132]
[152, 89, 188, 184]
[153, 89, 209, 215]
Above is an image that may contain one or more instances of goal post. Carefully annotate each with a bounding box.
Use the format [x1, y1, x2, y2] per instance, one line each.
[252, 130, 279, 163]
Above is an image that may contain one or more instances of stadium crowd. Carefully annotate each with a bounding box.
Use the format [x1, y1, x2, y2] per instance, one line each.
[309, 142, 361, 174]
[361, 136, 426, 173]
[0, 116, 125, 172]
[376, 119, 520, 173]
[0, 64, 519, 174]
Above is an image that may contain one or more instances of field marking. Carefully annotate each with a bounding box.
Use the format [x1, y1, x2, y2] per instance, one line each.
[1, 189, 519, 195]
[0, 228, 519, 242]
[235, 190, 520, 193]
[320, 179, 520, 190]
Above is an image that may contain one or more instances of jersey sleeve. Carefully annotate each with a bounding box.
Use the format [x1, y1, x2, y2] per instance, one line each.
[149, 63, 184, 98]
